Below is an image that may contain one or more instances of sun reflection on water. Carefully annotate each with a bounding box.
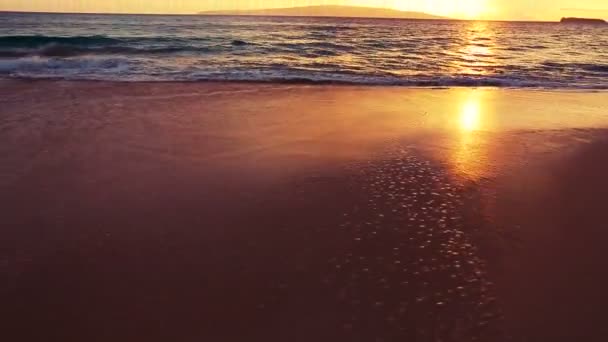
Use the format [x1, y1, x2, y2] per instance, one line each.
[450, 21, 497, 76]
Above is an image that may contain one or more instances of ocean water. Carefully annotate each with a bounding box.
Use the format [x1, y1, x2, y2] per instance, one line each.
[1, 12, 607, 88]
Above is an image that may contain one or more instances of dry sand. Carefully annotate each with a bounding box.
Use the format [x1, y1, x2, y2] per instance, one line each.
[1, 80, 608, 341]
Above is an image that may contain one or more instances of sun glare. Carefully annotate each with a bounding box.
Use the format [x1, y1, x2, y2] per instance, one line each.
[451, 92, 487, 181]
[460, 98, 481, 131]
[452, 0, 488, 19]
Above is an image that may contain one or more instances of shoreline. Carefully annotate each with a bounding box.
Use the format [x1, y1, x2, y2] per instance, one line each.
[2, 80, 608, 341]
[3, 77, 608, 91]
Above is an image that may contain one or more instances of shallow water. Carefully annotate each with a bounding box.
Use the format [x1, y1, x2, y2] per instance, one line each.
[1, 13, 608, 88]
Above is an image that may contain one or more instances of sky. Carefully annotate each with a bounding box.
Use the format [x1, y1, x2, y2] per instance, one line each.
[1, 0, 608, 21]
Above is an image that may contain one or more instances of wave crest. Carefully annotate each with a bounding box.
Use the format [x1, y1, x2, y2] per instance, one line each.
[0, 44, 209, 58]
[2, 56, 607, 89]
[0, 35, 121, 48]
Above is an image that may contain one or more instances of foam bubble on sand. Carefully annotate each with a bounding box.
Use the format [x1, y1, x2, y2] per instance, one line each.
[325, 145, 501, 341]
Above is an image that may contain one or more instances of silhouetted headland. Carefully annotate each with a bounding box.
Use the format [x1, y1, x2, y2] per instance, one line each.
[198, 5, 446, 19]
[560, 17, 607, 25]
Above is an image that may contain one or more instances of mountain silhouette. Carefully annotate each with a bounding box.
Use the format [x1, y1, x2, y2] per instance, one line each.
[198, 5, 446, 20]
[560, 17, 607, 24]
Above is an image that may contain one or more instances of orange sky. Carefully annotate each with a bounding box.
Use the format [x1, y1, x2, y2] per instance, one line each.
[1, 0, 607, 21]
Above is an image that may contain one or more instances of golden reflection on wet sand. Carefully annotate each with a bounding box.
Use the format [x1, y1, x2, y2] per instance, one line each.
[460, 95, 482, 132]
[3, 80, 608, 342]
[450, 91, 488, 181]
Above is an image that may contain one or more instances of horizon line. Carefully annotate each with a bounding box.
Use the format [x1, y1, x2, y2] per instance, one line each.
[0, 10, 564, 23]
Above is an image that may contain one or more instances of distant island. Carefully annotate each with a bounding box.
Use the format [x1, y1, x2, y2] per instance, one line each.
[560, 17, 607, 25]
[198, 5, 446, 20]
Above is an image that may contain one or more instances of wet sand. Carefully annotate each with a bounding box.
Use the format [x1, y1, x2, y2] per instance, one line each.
[1, 80, 608, 341]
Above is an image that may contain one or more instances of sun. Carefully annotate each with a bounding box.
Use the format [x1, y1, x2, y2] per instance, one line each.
[392, 0, 491, 20]
[454, 0, 488, 19]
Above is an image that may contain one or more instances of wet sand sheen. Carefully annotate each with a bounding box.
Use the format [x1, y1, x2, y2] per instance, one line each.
[2, 80, 608, 341]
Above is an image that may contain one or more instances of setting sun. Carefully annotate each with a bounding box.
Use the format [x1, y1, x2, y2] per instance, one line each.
[455, 0, 488, 19]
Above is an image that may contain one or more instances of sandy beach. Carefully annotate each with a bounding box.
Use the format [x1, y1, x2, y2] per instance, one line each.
[2, 80, 608, 341]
